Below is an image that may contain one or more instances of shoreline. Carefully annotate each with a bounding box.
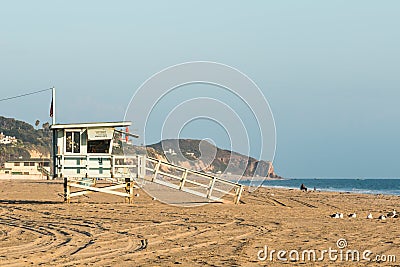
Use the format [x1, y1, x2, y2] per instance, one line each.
[238, 177, 400, 197]
[256, 184, 400, 197]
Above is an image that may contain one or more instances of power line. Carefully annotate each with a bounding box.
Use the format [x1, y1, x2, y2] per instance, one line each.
[0, 88, 52, 102]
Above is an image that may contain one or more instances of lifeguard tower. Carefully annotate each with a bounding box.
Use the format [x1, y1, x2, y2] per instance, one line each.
[51, 121, 144, 203]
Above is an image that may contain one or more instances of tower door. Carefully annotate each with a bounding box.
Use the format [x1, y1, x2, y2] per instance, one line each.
[65, 131, 81, 154]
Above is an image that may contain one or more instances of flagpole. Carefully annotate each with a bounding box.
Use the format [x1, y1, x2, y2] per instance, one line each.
[51, 87, 57, 179]
[52, 87, 56, 125]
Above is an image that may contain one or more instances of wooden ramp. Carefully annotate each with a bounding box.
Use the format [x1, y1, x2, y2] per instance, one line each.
[138, 157, 243, 205]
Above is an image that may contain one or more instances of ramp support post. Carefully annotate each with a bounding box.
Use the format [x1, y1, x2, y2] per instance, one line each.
[64, 177, 70, 203]
[179, 169, 188, 190]
[207, 177, 216, 199]
[125, 178, 134, 204]
[152, 160, 161, 182]
[234, 185, 243, 204]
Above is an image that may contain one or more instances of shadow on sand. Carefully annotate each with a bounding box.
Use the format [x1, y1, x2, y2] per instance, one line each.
[0, 199, 63, 205]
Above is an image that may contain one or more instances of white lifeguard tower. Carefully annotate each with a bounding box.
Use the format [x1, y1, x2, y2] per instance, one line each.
[51, 121, 144, 203]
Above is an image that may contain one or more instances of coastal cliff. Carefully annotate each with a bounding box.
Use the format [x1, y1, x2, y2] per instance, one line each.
[145, 139, 281, 178]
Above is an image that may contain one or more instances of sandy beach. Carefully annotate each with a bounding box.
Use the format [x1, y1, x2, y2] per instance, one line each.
[0, 179, 399, 266]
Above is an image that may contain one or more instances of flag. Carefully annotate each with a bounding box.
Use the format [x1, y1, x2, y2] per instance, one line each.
[50, 97, 53, 117]
[125, 126, 129, 142]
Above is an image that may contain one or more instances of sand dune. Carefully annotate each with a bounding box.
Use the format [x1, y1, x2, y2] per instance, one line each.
[0, 180, 399, 266]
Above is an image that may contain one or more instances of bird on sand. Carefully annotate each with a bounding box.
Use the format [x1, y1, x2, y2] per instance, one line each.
[387, 209, 397, 218]
[331, 212, 343, 218]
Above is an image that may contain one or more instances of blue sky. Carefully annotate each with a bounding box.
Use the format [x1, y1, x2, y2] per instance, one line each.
[0, 1, 399, 178]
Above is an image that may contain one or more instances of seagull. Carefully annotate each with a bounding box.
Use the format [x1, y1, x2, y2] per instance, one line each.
[348, 213, 357, 218]
[378, 215, 386, 220]
[367, 213, 373, 219]
[331, 212, 343, 218]
[387, 209, 397, 218]
[330, 213, 340, 218]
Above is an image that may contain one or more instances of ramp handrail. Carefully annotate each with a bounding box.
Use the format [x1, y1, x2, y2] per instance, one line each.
[37, 165, 50, 177]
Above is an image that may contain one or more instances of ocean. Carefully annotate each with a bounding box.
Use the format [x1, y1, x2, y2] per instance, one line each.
[239, 178, 400, 196]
